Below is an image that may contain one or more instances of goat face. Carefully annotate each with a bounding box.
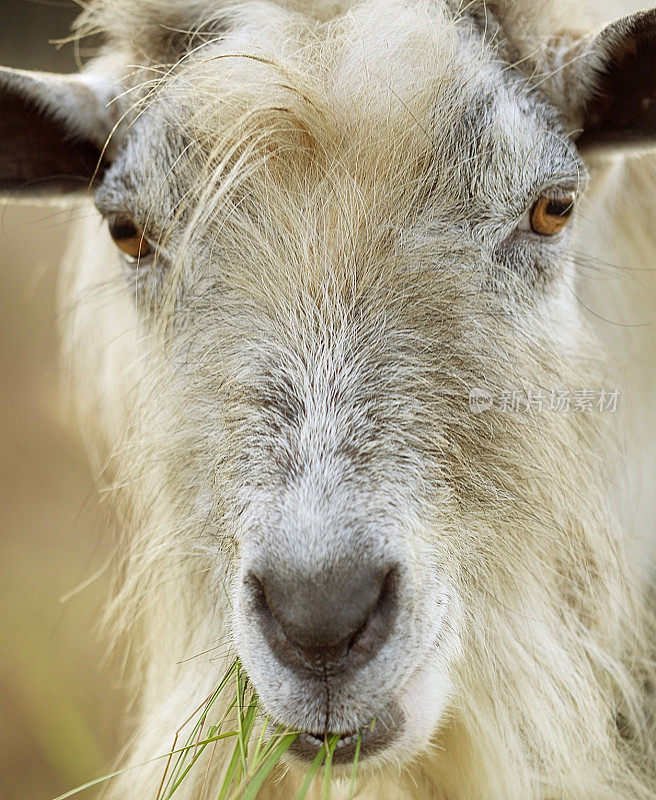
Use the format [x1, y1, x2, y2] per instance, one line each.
[90, 4, 590, 763]
[3, 0, 656, 789]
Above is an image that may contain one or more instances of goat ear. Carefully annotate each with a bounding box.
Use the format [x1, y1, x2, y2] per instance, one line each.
[569, 9, 656, 152]
[0, 67, 120, 196]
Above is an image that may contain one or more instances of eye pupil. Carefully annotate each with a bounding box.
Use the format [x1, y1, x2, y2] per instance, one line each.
[545, 198, 574, 218]
[109, 217, 138, 241]
[530, 193, 575, 236]
[108, 216, 152, 260]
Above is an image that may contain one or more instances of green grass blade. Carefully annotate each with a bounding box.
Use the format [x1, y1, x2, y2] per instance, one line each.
[238, 703, 258, 771]
[294, 741, 327, 800]
[160, 662, 239, 797]
[52, 768, 146, 800]
[236, 670, 258, 776]
[212, 688, 245, 798]
[249, 716, 270, 767]
[348, 734, 362, 800]
[217, 736, 246, 800]
[56, 657, 318, 800]
[232, 732, 297, 800]
[216, 707, 257, 800]
[217, 694, 239, 729]
[52, 732, 239, 800]
[322, 735, 340, 800]
[162, 726, 219, 800]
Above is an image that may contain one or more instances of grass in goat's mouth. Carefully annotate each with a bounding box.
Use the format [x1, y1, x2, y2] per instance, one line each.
[53, 659, 363, 800]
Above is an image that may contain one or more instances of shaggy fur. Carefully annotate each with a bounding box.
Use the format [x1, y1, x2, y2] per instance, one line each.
[6, 0, 656, 798]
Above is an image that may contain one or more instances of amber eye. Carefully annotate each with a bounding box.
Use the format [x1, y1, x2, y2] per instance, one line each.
[529, 194, 575, 236]
[108, 216, 152, 260]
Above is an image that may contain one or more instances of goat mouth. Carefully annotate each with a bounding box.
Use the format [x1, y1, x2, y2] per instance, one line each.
[289, 705, 401, 764]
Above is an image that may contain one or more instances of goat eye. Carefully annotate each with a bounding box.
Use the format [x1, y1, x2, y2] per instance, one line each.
[528, 194, 575, 236]
[108, 216, 152, 261]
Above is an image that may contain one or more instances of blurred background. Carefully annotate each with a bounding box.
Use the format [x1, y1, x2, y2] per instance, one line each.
[0, 3, 124, 799]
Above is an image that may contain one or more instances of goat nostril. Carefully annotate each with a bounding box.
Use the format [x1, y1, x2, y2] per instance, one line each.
[245, 564, 400, 670]
[244, 572, 271, 619]
[347, 567, 398, 654]
[376, 567, 398, 618]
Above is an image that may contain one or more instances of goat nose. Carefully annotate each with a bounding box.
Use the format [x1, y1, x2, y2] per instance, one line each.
[246, 564, 398, 669]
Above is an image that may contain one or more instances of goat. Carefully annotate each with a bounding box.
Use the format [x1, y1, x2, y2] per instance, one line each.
[2, 1, 656, 797]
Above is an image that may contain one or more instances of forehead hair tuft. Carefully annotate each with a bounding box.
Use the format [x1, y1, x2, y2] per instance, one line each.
[75, 0, 591, 67]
